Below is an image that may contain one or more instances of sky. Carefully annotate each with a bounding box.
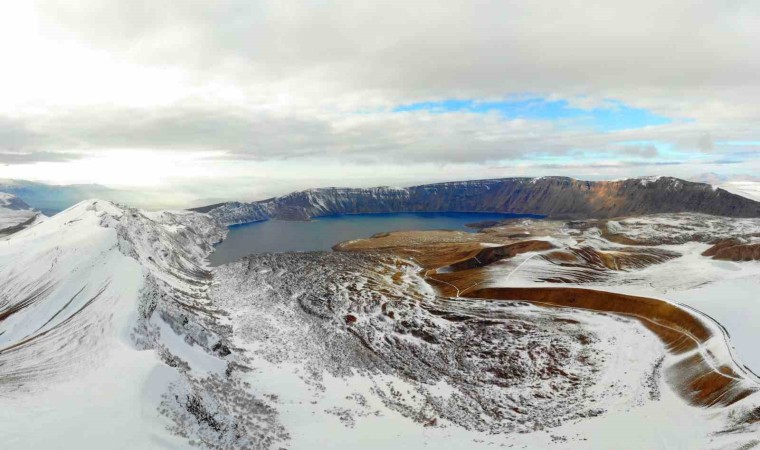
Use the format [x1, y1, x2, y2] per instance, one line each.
[0, 1, 759, 207]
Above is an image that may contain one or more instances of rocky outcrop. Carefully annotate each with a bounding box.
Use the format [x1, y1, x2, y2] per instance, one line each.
[197, 177, 760, 225]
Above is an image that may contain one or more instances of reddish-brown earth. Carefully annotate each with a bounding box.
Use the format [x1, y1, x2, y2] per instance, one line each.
[703, 239, 760, 261]
[446, 240, 555, 271]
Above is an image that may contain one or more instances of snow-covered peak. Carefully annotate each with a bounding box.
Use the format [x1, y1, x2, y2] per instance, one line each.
[0, 199, 247, 448]
[0, 192, 31, 210]
[0, 192, 42, 236]
[5, 199, 122, 240]
[636, 175, 663, 185]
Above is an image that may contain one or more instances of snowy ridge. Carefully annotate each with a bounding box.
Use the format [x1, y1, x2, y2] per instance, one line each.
[0, 200, 286, 449]
[0, 192, 31, 209]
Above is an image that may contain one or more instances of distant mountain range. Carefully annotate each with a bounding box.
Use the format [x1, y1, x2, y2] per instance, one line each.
[0, 192, 44, 235]
[195, 176, 760, 225]
[0, 179, 136, 215]
[6, 175, 760, 220]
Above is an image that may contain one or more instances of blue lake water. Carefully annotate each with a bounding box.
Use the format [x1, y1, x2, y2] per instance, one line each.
[209, 212, 540, 266]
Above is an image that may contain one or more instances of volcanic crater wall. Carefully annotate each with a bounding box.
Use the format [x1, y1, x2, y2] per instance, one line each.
[199, 177, 760, 225]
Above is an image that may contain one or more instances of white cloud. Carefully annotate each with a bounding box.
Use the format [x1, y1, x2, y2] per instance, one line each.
[0, 1, 757, 205]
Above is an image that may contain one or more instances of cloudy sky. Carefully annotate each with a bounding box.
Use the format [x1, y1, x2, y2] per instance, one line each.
[1, 1, 759, 206]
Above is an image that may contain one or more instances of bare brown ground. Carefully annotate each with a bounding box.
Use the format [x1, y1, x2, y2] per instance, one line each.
[541, 246, 679, 271]
[598, 221, 650, 245]
[334, 219, 565, 264]
[703, 239, 760, 261]
[702, 239, 744, 257]
[392, 240, 554, 297]
[332, 229, 487, 251]
[334, 230, 489, 268]
[447, 240, 555, 271]
[426, 268, 490, 297]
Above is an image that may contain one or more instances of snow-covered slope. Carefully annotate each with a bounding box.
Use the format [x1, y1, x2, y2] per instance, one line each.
[210, 242, 760, 448]
[0, 200, 288, 449]
[0, 192, 44, 236]
[3, 200, 758, 449]
[211, 253, 678, 448]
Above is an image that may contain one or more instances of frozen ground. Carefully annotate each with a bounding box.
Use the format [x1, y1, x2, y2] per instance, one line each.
[1, 204, 758, 449]
[211, 247, 760, 449]
[212, 252, 688, 449]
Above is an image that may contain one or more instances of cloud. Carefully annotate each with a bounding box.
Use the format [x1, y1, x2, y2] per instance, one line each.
[514, 161, 684, 170]
[0, 103, 754, 167]
[698, 133, 714, 152]
[0, 0, 755, 198]
[0, 152, 80, 164]
[32, 1, 760, 118]
[619, 145, 659, 158]
[0, 117, 41, 150]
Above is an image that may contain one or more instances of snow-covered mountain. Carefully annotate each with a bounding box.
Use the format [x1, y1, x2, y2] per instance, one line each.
[0, 179, 119, 214]
[198, 176, 760, 225]
[0, 179, 147, 214]
[2, 197, 759, 449]
[0, 200, 289, 449]
[0, 192, 44, 236]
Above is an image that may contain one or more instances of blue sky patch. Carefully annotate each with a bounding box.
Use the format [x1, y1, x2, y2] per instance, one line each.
[392, 97, 672, 132]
